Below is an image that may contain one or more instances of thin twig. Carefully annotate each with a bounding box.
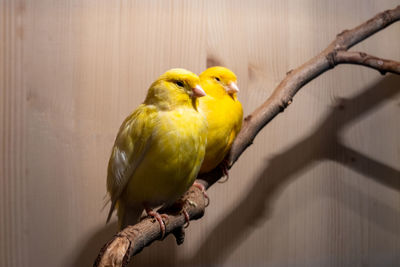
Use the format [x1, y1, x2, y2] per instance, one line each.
[94, 5, 400, 267]
[335, 51, 400, 75]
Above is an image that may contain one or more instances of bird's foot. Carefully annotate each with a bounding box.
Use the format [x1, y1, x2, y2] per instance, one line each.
[145, 207, 168, 239]
[172, 198, 191, 228]
[193, 181, 209, 207]
[218, 159, 230, 183]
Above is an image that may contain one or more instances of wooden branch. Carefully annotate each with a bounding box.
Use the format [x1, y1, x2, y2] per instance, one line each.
[94, 5, 400, 267]
[334, 51, 400, 75]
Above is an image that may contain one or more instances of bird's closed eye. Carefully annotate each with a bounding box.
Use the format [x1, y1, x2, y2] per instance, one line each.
[176, 81, 184, 87]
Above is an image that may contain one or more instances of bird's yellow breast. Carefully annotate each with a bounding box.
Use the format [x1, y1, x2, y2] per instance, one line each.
[199, 94, 243, 173]
[123, 107, 207, 206]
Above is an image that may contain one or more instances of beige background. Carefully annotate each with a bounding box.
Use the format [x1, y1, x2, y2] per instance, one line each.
[1, 0, 400, 266]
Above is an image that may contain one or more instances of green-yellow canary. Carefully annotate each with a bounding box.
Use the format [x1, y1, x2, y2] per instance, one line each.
[198, 66, 243, 175]
[106, 69, 207, 233]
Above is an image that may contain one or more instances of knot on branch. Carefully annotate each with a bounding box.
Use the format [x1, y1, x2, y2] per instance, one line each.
[326, 50, 338, 69]
[335, 29, 350, 48]
[359, 52, 367, 58]
[244, 114, 252, 122]
[172, 227, 185, 245]
[336, 29, 349, 38]
[278, 98, 293, 111]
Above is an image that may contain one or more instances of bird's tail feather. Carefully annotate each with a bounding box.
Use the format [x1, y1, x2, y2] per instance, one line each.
[106, 199, 117, 224]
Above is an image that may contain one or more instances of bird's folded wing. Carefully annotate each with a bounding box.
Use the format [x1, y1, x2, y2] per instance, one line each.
[106, 105, 157, 223]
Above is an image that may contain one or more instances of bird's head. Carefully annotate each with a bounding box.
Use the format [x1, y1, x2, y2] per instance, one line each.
[199, 66, 239, 98]
[145, 68, 206, 110]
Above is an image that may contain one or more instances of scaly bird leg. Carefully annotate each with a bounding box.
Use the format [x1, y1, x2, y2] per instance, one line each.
[145, 207, 168, 239]
[193, 181, 209, 207]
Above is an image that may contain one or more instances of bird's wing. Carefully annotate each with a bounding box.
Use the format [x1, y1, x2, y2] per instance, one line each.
[106, 105, 157, 223]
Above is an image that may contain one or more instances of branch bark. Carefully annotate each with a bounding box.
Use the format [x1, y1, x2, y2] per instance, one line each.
[94, 5, 400, 267]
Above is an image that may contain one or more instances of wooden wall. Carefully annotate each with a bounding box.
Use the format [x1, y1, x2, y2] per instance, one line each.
[1, 0, 399, 266]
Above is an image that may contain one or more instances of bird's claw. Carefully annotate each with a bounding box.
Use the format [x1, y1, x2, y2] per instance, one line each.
[145, 207, 168, 239]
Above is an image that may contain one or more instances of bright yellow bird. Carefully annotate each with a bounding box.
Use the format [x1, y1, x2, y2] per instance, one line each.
[106, 69, 207, 234]
[198, 66, 243, 175]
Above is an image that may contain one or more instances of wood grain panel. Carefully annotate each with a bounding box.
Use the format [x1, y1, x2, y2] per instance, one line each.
[1, 0, 399, 266]
[1, 1, 27, 267]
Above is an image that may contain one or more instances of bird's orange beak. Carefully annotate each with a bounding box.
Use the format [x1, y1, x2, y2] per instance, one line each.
[192, 85, 206, 97]
[226, 82, 239, 94]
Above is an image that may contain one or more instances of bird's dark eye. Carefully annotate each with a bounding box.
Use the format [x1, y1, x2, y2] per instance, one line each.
[215, 77, 220, 82]
[176, 81, 184, 87]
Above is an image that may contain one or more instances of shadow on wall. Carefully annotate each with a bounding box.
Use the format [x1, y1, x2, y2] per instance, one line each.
[73, 75, 400, 267]
[182, 74, 400, 266]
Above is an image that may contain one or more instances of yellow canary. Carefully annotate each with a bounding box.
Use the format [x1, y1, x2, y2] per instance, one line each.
[106, 69, 207, 232]
[198, 66, 243, 174]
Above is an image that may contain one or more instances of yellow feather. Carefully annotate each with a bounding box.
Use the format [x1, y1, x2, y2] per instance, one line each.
[106, 69, 207, 229]
[199, 66, 243, 173]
